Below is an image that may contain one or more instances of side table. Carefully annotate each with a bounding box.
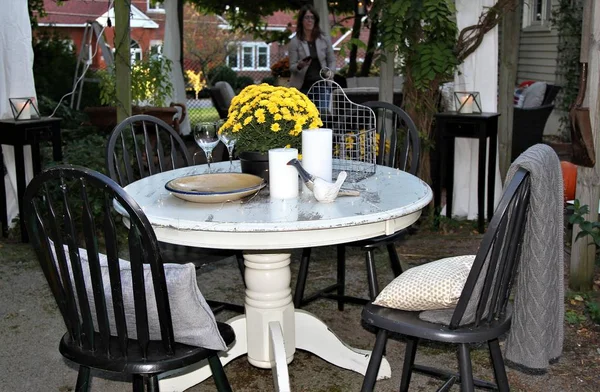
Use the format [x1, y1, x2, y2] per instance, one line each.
[0, 117, 62, 241]
[433, 112, 500, 233]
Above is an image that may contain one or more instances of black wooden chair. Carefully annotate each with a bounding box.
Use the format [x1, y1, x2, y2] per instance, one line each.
[294, 101, 420, 309]
[360, 168, 531, 392]
[106, 115, 245, 313]
[209, 81, 235, 120]
[511, 84, 561, 161]
[23, 165, 235, 392]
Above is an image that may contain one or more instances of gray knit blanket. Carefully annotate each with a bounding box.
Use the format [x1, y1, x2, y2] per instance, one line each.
[503, 143, 564, 371]
[420, 144, 564, 372]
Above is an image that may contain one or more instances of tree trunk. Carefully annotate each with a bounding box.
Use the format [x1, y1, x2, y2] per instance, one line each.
[347, 6, 362, 77]
[570, 0, 600, 291]
[498, 2, 521, 181]
[360, 17, 378, 77]
[114, 0, 132, 123]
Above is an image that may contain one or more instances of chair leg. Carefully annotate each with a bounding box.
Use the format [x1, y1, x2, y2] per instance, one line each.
[235, 251, 246, 287]
[294, 248, 312, 308]
[365, 248, 380, 300]
[146, 375, 159, 392]
[400, 337, 419, 392]
[386, 243, 403, 277]
[208, 354, 233, 392]
[336, 244, 346, 311]
[457, 343, 475, 392]
[488, 339, 510, 392]
[132, 375, 144, 392]
[360, 329, 388, 392]
[75, 366, 91, 392]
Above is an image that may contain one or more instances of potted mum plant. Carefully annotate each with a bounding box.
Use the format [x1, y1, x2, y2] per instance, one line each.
[85, 55, 186, 132]
[218, 83, 322, 180]
[270, 57, 291, 86]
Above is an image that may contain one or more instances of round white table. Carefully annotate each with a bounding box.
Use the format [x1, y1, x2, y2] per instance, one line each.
[122, 161, 432, 391]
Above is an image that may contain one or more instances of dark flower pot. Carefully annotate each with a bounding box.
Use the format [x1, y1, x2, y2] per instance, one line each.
[239, 151, 269, 183]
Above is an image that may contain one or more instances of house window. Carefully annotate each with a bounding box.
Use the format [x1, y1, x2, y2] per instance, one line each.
[150, 40, 163, 56]
[130, 40, 142, 63]
[147, 0, 165, 13]
[523, 0, 551, 29]
[226, 42, 270, 71]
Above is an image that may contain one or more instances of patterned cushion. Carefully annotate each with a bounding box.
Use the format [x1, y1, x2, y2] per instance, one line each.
[373, 255, 475, 311]
[521, 81, 547, 109]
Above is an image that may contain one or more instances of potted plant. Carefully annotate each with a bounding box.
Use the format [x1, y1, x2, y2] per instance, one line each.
[270, 57, 291, 87]
[85, 55, 186, 131]
[218, 83, 322, 180]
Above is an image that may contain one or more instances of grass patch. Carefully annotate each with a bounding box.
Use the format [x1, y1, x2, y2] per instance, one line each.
[187, 107, 220, 125]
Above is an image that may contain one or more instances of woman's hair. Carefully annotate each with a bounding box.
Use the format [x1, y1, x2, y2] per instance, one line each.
[296, 4, 321, 41]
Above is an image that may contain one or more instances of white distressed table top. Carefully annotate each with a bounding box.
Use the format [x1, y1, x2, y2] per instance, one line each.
[123, 161, 432, 250]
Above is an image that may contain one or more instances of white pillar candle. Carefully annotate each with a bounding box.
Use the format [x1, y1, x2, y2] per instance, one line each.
[302, 128, 333, 182]
[16, 101, 31, 120]
[268, 148, 299, 199]
[459, 95, 473, 114]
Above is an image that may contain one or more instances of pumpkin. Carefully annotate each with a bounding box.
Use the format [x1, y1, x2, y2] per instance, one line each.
[560, 161, 577, 202]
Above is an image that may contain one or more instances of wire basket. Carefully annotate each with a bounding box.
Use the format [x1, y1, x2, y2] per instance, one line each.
[306, 73, 377, 182]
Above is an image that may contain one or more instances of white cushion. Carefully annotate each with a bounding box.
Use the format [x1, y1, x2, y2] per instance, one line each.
[52, 245, 226, 351]
[521, 82, 547, 109]
[373, 255, 475, 311]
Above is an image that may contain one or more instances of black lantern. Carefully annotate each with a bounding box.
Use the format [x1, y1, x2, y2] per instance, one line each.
[452, 91, 482, 114]
[9, 97, 40, 120]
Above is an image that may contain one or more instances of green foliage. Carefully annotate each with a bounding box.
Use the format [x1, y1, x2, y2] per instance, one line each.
[235, 76, 255, 91]
[587, 300, 600, 324]
[375, 0, 458, 92]
[565, 309, 587, 325]
[207, 65, 238, 87]
[261, 76, 277, 85]
[98, 55, 173, 107]
[567, 200, 600, 249]
[28, 0, 47, 29]
[37, 96, 87, 129]
[32, 31, 78, 104]
[551, 0, 583, 140]
[338, 61, 380, 77]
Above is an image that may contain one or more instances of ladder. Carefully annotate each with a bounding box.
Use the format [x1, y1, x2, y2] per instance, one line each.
[70, 21, 114, 110]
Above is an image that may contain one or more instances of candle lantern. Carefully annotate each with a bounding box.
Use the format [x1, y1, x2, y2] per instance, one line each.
[9, 97, 40, 120]
[453, 91, 482, 114]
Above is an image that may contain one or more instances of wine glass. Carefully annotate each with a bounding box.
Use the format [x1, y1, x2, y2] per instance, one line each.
[193, 122, 220, 171]
[219, 126, 237, 169]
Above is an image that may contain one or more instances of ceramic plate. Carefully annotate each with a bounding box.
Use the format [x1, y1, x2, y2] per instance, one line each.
[165, 173, 265, 203]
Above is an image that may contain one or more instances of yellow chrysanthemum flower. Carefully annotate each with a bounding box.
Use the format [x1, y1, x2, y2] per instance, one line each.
[271, 123, 281, 132]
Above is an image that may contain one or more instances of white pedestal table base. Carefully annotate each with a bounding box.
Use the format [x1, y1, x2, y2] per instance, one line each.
[158, 252, 391, 391]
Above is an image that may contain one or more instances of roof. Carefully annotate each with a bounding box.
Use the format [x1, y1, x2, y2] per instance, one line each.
[37, 0, 158, 28]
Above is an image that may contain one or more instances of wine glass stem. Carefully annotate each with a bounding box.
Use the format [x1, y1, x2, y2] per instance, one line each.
[228, 146, 234, 167]
[205, 151, 213, 172]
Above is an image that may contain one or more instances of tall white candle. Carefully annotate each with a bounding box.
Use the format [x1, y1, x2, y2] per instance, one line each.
[302, 128, 333, 182]
[268, 148, 299, 199]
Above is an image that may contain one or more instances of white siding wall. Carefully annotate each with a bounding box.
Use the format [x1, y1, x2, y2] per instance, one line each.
[517, 0, 561, 135]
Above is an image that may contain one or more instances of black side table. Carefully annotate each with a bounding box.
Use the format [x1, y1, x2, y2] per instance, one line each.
[433, 112, 500, 233]
[0, 117, 62, 242]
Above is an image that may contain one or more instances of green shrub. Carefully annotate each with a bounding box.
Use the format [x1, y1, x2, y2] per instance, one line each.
[33, 31, 78, 103]
[235, 76, 255, 91]
[261, 76, 277, 86]
[207, 65, 237, 87]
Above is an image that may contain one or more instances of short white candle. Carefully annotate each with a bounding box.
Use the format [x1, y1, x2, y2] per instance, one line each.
[268, 148, 299, 199]
[459, 95, 473, 114]
[302, 128, 333, 182]
[16, 101, 31, 120]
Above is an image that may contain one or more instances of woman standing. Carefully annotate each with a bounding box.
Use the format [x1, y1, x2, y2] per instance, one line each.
[289, 5, 336, 110]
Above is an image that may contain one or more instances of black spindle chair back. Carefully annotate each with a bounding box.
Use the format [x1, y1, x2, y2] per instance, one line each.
[24, 165, 174, 360]
[106, 114, 191, 187]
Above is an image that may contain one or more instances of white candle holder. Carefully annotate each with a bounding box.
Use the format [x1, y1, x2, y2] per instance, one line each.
[9, 97, 40, 120]
[453, 91, 482, 114]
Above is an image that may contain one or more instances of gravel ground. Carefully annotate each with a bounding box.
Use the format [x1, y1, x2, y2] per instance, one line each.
[1, 220, 599, 391]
